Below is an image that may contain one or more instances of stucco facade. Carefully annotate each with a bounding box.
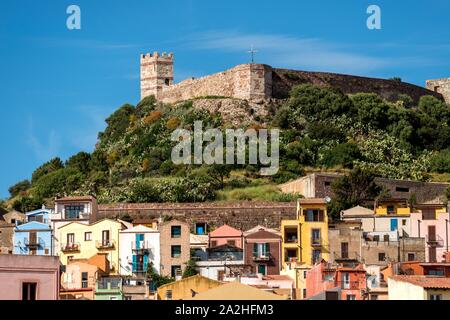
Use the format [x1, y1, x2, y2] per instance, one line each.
[159, 219, 190, 277]
[119, 225, 161, 276]
[58, 219, 125, 274]
[0, 255, 60, 300]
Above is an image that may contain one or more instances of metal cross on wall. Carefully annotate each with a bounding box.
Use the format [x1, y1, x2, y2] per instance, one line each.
[247, 45, 258, 64]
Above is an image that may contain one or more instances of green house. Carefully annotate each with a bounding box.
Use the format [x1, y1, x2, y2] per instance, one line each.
[94, 277, 123, 300]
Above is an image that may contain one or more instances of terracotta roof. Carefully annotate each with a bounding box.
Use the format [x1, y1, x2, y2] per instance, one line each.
[390, 276, 450, 289]
[210, 224, 243, 237]
[299, 198, 327, 205]
[262, 275, 294, 281]
[341, 205, 374, 217]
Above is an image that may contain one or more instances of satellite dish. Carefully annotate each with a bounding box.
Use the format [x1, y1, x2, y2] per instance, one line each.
[325, 197, 332, 203]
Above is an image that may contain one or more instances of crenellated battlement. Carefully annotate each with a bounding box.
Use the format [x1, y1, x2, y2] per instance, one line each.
[141, 51, 174, 62]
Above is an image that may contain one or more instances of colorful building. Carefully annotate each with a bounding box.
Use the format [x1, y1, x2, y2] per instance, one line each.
[0, 210, 25, 254]
[159, 219, 190, 278]
[13, 208, 54, 256]
[281, 198, 330, 267]
[0, 255, 60, 300]
[156, 274, 221, 300]
[244, 226, 282, 276]
[58, 219, 127, 273]
[94, 277, 123, 300]
[410, 204, 449, 262]
[119, 224, 160, 276]
[388, 275, 450, 300]
[305, 260, 367, 300]
[209, 224, 243, 248]
[60, 254, 110, 300]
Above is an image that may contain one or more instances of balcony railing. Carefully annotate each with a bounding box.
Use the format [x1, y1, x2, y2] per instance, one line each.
[131, 241, 152, 252]
[252, 253, 271, 262]
[96, 278, 122, 291]
[132, 263, 147, 274]
[61, 242, 80, 252]
[311, 236, 322, 247]
[24, 237, 45, 248]
[426, 235, 444, 247]
[96, 239, 116, 250]
[339, 281, 361, 290]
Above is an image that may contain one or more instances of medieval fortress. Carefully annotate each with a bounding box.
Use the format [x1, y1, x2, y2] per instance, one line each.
[140, 51, 450, 105]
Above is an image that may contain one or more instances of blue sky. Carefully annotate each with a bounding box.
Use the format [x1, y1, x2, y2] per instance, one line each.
[1, 0, 450, 198]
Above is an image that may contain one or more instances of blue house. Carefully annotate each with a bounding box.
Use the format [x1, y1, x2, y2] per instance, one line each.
[13, 208, 54, 256]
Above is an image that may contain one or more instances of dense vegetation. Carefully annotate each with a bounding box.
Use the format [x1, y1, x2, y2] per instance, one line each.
[4, 84, 450, 213]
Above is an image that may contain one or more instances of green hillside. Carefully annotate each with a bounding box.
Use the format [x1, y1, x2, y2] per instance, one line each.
[5, 84, 450, 213]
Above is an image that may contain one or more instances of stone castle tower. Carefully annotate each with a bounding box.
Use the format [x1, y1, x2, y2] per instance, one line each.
[426, 78, 450, 104]
[140, 52, 174, 100]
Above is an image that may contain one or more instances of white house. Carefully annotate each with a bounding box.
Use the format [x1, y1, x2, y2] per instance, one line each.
[119, 225, 160, 276]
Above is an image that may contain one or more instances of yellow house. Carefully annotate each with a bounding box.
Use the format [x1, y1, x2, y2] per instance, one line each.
[388, 276, 450, 300]
[58, 219, 126, 274]
[280, 262, 310, 299]
[157, 274, 222, 300]
[375, 199, 411, 215]
[281, 198, 329, 268]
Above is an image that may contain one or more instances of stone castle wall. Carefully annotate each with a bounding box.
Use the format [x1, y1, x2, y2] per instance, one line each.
[426, 78, 450, 104]
[157, 64, 272, 104]
[97, 201, 297, 231]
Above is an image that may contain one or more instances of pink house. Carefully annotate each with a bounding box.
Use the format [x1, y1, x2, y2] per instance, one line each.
[410, 206, 450, 263]
[209, 225, 243, 248]
[0, 255, 60, 300]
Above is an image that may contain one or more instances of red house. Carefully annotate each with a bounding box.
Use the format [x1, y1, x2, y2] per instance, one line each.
[306, 260, 367, 300]
[209, 224, 243, 249]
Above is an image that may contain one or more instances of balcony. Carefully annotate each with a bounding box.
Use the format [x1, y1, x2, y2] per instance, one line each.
[311, 236, 322, 247]
[132, 241, 152, 253]
[24, 237, 44, 249]
[61, 243, 80, 253]
[132, 263, 147, 274]
[339, 281, 361, 290]
[96, 239, 116, 250]
[426, 235, 444, 247]
[252, 253, 271, 262]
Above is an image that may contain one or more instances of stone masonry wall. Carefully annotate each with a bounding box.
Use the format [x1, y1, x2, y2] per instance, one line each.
[426, 78, 450, 104]
[98, 201, 297, 232]
[157, 64, 272, 104]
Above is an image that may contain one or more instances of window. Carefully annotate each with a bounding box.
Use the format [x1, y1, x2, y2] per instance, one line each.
[407, 253, 415, 261]
[171, 245, 181, 258]
[302, 288, 307, 299]
[430, 294, 442, 301]
[44, 249, 49, 255]
[165, 78, 170, 86]
[65, 205, 84, 219]
[11, 219, 16, 224]
[312, 249, 321, 264]
[428, 269, 445, 276]
[22, 282, 37, 301]
[253, 243, 270, 259]
[341, 242, 349, 259]
[102, 230, 110, 246]
[373, 235, 380, 242]
[402, 219, 407, 226]
[81, 272, 88, 288]
[395, 187, 409, 193]
[195, 223, 207, 235]
[311, 229, 321, 245]
[370, 295, 378, 300]
[378, 252, 386, 262]
[227, 240, 236, 247]
[171, 266, 181, 278]
[211, 240, 217, 247]
[324, 181, 331, 186]
[85, 232, 92, 241]
[387, 205, 395, 214]
[304, 209, 325, 222]
[346, 295, 356, 300]
[383, 234, 390, 242]
[171, 226, 181, 238]
[303, 271, 308, 279]
[165, 289, 173, 300]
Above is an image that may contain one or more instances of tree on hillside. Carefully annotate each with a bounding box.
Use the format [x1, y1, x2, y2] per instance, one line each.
[328, 168, 382, 220]
[66, 152, 92, 175]
[8, 180, 31, 198]
[31, 157, 64, 184]
[98, 104, 136, 145]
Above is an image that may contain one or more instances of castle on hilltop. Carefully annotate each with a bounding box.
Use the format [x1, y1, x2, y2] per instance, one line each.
[140, 51, 450, 104]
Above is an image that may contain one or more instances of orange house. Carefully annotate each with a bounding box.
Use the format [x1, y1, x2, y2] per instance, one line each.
[306, 260, 367, 300]
[209, 225, 243, 248]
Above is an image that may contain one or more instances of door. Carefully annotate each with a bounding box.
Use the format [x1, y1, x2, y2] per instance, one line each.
[29, 232, 37, 245]
[341, 242, 349, 259]
[102, 230, 110, 246]
[136, 234, 144, 250]
[390, 219, 398, 231]
[258, 264, 266, 276]
[429, 247, 437, 263]
[342, 273, 350, 289]
[67, 233, 75, 245]
[428, 226, 436, 241]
